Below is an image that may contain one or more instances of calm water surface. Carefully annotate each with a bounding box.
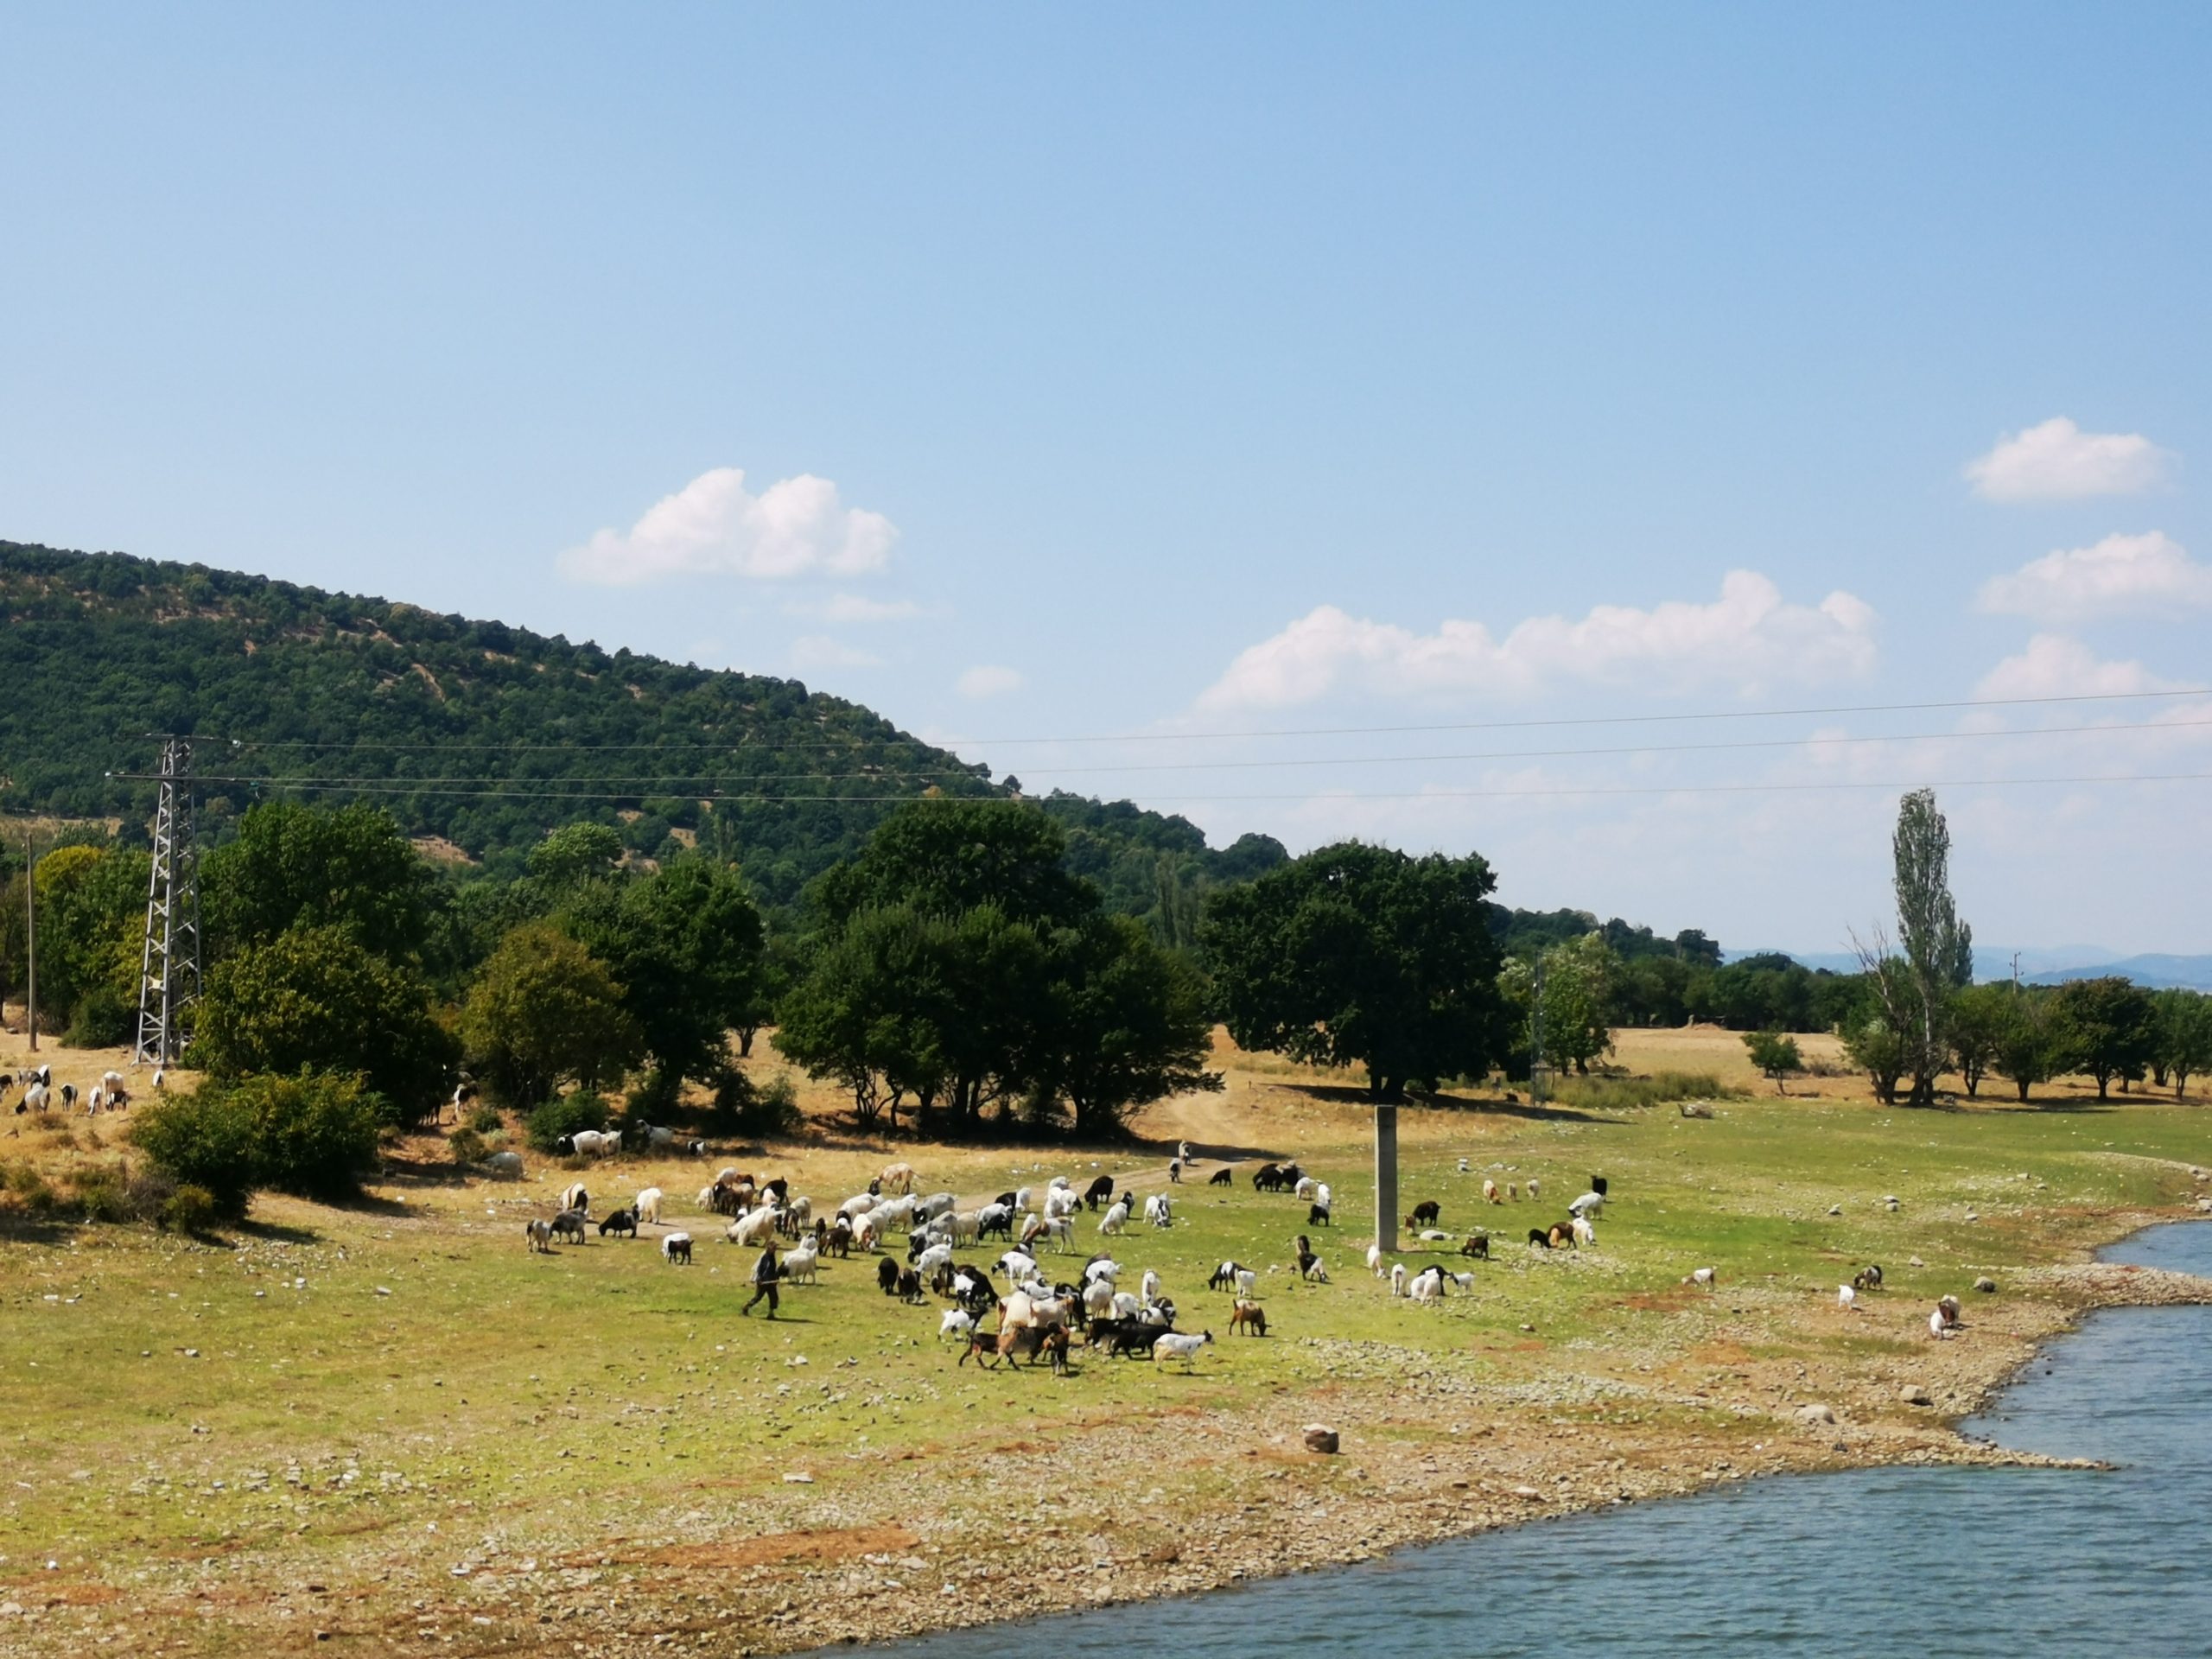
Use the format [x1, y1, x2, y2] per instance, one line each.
[854, 1223, 2212, 1658]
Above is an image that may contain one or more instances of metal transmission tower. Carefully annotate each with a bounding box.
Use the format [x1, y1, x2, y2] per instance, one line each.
[135, 736, 202, 1064]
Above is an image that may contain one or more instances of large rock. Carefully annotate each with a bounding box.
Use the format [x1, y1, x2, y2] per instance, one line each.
[1900, 1383, 1934, 1407]
[1974, 1276, 1998, 1294]
[1303, 1425, 1340, 1454]
[1796, 1402, 1838, 1428]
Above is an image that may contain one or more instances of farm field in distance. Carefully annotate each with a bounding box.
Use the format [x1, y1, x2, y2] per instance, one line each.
[3, 1025, 2209, 1656]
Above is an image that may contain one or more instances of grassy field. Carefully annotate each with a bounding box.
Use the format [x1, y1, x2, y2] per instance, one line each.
[1, 1026, 2209, 1653]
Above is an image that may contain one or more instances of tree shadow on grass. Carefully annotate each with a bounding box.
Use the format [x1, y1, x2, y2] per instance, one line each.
[235, 1217, 321, 1245]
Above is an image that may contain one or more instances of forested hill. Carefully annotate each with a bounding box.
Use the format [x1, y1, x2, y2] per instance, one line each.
[0, 542, 1284, 912]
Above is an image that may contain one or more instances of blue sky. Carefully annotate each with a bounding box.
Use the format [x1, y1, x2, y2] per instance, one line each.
[5, 5, 2209, 951]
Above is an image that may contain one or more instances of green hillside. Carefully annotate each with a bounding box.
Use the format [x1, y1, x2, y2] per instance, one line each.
[0, 542, 1281, 913]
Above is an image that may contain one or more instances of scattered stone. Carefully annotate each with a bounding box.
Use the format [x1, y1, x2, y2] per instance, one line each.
[1909, 1256, 1925, 1268]
[1964, 1211, 1980, 1223]
[1510, 1485, 1544, 1501]
[783, 1472, 816, 1484]
[1900, 1384, 1933, 1407]
[1303, 1427, 1340, 1455]
[1974, 1277, 1997, 1294]
[1827, 1205, 1841, 1217]
[1795, 1403, 1838, 1428]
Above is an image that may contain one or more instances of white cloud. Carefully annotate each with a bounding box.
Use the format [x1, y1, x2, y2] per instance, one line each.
[1963, 417, 2173, 501]
[807, 593, 927, 624]
[790, 634, 883, 671]
[956, 664, 1024, 700]
[1975, 531, 2212, 622]
[1972, 634, 2181, 702]
[1196, 571, 1878, 713]
[559, 467, 897, 585]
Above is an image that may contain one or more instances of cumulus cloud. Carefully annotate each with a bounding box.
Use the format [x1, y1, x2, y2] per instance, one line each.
[1964, 417, 2173, 501]
[1972, 634, 2183, 702]
[790, 634, 883, 671]
[559, 467, 897, 585]
[1195, 571, 1878, 712]
[1975, 531, 2212, 623]
[956, 665, 1024, 700]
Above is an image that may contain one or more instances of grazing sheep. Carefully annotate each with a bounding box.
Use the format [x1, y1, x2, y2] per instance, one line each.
[1569, 1191, 1605, 1217]
[1084, 1257, 1122, 1284]
[485, 1151, 524, 1179]
[1230, 1301, 1267, 1337]
[1208, 1168, 1233, 1187]
[1459, 1233, 1490, 1260]
[1083, 1278, 1116, 1319]
[1929, 1308, 1954, 1339]
[940, 1308, 976, 1341]
[1547, 1221, 1576, 1250]
[1508, 1183, 1519, 1202]
[1308, 1202, 1332, 1227]
[1098, 1199, 1131, 1236]
[550, 1210, 588, 1244]
[557, 1183, 589, 1216]
[1302, 1259, 1330, 1284]
[895, 1268, 925, 1304]
[662, 1232, 693, 1265]
[1837, 1285, 1858, 1311]
[1853, 1264, 1885, 1292]
[1168, 1160, 1181, 1184]
[1083, 1175, 1116, 1211]
[1234, 1268, 1258, 1299]
[571, 1129, 620, 1159]
[1571, 1215, 1595, 1247]
[525, 1218, 555, 1253]
[915, 1242, 954, 1278]
[782, 1240, 819, 1284]
[1044, 1214, 1076, 1251]
[1152, 1331, 1214, 1370]
[1937, 1294, 1962, 1327]
[1144, 1193, 1173, 1229]
[1527, 1230, 1552, 1250]
[997, 1250, 1040, 1282]
[1366, 1243, 1385, 1275]
[1408, 1199, 1441, 1228]
[1294, 1175, 1319, 1200]
[1389, 1262, 1408, 1297]
[1140, 1268, 1162, 1304]
[633, 1187, 664, 1225]
[598, 1209, 639, 1238]
[1483, 1179, 1500, 1204]
[1528, 1179, 1540, 1204]
[1685, 1266, 1717, 1288]
[1591, 1175, 1608, 1197]
[1111, 1289, 1144, 1321]
[879, 1162, 916, 1195]
[1207, 1260, 1244, 1291]
[1418, 1228, 1451, 1243]
[728, 1208, 781, 1248]
[1409, 1266, 1446, 1304]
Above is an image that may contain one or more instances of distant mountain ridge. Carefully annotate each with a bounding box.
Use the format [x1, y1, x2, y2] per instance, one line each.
[1729, 944, 2212, 992]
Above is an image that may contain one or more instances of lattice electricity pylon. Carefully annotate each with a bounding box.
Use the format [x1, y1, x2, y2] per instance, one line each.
[135, 735, 201, 1065]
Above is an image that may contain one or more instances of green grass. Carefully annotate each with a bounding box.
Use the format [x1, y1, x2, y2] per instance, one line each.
[0, 1087, 2204, 1644]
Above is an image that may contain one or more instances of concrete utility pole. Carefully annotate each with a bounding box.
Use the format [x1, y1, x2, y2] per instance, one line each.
[22, 828, 37, 1052]
[1373, 1100, 1399, 1255]
[134, 736, 201, 1065]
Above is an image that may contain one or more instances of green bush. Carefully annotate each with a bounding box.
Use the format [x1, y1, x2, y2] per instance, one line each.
[1552, 1070, 1732, 1111]
[73, 1170, 133, 1224]
[66, 986, 136, 1048]
[134, 1071, 385, 1215]
[158, 1182, 220, 1234]
[525, 1090, 610, 1153]
[447, 1127, 488, 1165]
[467, 1100, 505, 1135]
[709, 1069, 800, 1138]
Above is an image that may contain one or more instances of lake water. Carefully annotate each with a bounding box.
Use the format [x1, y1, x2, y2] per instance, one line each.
[852, 1222, 2212, 1658]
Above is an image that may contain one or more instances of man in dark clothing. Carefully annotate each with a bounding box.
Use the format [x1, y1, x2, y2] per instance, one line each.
[741, 1241, 780, 1318]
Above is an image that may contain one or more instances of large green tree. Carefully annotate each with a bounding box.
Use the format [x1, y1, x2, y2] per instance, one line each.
[1948, 982, 2019, 1099]
[1857, 789, 1974, 1106]
[2154, 988, 2212, 1099]
[1992, 988, 2069, 1103]
[2053, 976, 2159, 1100]
[460, 924, 641, 1107]
[194, 925, 458, 1120]
[811, 799, 1095, 930]
[203, 801, 439, 963]
[563, 856, 766, 1088]
[1202, 841, 1503, 1099]
[1046, 914, 1220, 1137]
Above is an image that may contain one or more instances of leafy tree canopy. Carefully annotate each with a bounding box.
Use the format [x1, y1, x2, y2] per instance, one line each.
[203, 801, 439, 963]
[1202, 840, 1503, 1098]
[459, 923, 641, 1107]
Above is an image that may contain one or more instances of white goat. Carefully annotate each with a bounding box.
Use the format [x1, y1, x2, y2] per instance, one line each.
[1389, 1262, 1408, 1297]
[1098, 1198, 1130, 1236]
[728, 1207, 779, 1247]
[1140, 1268, 1161, 1304]
[781, 1241, 819, 1284]
[1144, 1193, 1173, 1228]
[557, 1182, 590, 1215]
[633, 1187, 664, 1225]
[1366, 1243, 1385, 1276]
[1234, 1268, 1257, 1299]
[940, 1308, 975, 1340]
[1152, 1331, 1213, 1369]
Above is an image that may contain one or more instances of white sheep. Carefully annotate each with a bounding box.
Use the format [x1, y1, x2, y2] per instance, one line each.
[1389, 1262, 1408, 1297]
[1144, 1193, 1173, 1228]
[940, 1308, 975, 1340]
[1686, 1266, 1717, 1288]
[781, 1241, 819, 1284]
[1234, 1268, 1257, 1299]
[1294, 1176, 1319, 1200]
[1315, 1182, 1332, 1210]
[1084, 1258, 1121, 1284]
[786, 1194, 812, 1229]
[1366, 1243, 1385, 1276]
[915, 1243, 953, 1277]
[1837, 1285, 1858, 1311]
[1111, 1290, 1144, 1320]
[643, 1124, 676, 1149]
[634, 1187, 664, 1225]
[1044, 1214, 1076, 1251]
[1303, 1259, 1331, 1284]
[1043, 1188, 1077, 1222]
[1419, 1229, 1451, 1242]
[839, 1192, 877, 1219]
[1140, 1268, 1161, 1304]
[1571, 1215, 1595, 1247]
[918, 1192, 957, 1220]
[1083, 1279, 1116, 1319]
[661, 1231, 693, 1264]
[696, 1183, 720, 1209]
[1570, 1191, 1605, 1217]
[1483, 1178, 1499, 1204]
[1014, 1185, 1033, 1212]
[997, 1249, 1039, 1281]
[1929, 1307, 1954, 1339]
[557, 1182, 590, 1216]
[1152, 1330, 1213, 1369]
[1409, 1268, 1443, 1305]
[1527, 1179, 1540, 1204]
[728, 1207, 779, 1247]
[1098, 1198, 1130, 1236]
